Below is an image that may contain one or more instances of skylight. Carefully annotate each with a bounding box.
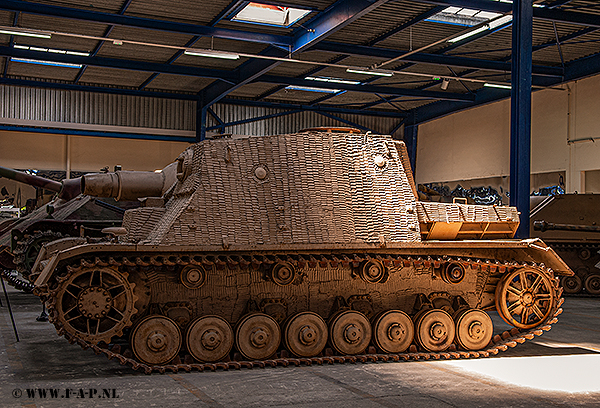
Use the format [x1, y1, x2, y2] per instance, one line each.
[231, 3, 311, 28]
[427, 7, 502, 26]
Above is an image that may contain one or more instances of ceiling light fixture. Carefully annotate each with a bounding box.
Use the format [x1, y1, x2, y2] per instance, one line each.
[184, 49, 240, 60]
[346, 67, 394, 77]
[286, 85, 341, 93]
[0, 26, 52, 39]
[484, 82, 511, 89]
[488, 15, 513, 30]
[441, 78, 450, 90]
[11, 57, 82, 68]
[447, 25, 489, 43]
[14, 44, 90, 56]
[305, 76, 361, 85]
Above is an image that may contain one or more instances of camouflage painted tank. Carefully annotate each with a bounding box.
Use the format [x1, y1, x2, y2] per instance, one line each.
[0, 167, 138, 282]
[33, 130, 571, 373]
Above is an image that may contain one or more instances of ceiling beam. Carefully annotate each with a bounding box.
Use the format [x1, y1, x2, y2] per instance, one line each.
[0, 77, 405, 118]
[0, 77, 198, 100]
[564, 50, 600, 82]
[292, 0, 389, 53]
[0, 46, 236, 80]
[74, 0, 133, 84]
[137, 0, 239, 90]
[312, 41, 563, 77]
[199, 0, 391, 107]
[256, 6, 444, 102]
[217, 97, 405, 117]
[259, 75, 475, 101]
[0, 46, 465, 100]
[0, 0, 291, 46]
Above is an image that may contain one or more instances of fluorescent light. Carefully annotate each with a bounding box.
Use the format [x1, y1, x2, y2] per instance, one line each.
[11, 58, 82, 68]
[447, 25, 489, 43]
[305, 76, 361, 85]
[285, 85, 341, 93]
[13, 44, 90, 57]
[488, 15, 513, 30]
[184, 49, 240, 60]
[484, 82, 511, 89]
[0, 26, 52, 39]
[346, 67, 394, 77]
[66, 50, 90, 56]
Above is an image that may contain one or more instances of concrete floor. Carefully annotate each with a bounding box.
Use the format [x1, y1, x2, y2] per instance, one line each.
[1, 283, 600, 408]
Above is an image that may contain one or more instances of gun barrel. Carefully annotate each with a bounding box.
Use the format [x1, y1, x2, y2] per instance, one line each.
[533, 220, 600, 233]
[82, 171, 165, 201]
[0, 166, 62, 193]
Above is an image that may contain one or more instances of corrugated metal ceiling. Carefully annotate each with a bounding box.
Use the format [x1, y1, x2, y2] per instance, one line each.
[0, 0, 600, 127]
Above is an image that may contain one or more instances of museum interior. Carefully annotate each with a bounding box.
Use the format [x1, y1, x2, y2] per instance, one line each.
[1, 1, 599, 406]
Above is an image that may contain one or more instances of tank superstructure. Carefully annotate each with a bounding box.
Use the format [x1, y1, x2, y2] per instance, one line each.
[33, 131, 571, 372]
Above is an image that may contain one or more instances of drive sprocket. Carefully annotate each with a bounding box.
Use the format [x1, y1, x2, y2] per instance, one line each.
[50, 266, 138, 344]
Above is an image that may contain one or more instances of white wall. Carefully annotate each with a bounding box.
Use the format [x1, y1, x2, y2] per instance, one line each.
[416, 74, 600, 194]
[0, 131, 189, 172]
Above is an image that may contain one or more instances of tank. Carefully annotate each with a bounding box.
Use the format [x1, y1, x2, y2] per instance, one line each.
[32, 130, 571, 373]
[530, 194, 600, 295]
[0, 166, 142, 281]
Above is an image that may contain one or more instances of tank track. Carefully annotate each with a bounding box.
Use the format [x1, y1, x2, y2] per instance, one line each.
[13, 230, 65, 277]
[1, 269, 34, 293]
[37, 252, 564, 375]
[552, 242, 600, 295]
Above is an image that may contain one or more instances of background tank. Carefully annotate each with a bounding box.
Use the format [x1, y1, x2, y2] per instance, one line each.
[530, 194, 600, 295]
[33, 130, 571, 372]
[0, 166, 142, 281]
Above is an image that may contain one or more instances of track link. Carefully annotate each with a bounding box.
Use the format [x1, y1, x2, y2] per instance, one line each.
[37, 252, 564, 374]
[2, 269, 34, 293]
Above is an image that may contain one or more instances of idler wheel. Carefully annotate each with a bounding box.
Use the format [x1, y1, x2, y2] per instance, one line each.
[180, 265, 206, 289]
[235, 313, 281, 360]
[186, 315, 234, 362]
[54, 266, 137, 344]
[561, 275, 583, 294]
[372, 310, 414, 353]
[453, 309, 493, 351]
[283, 312, 328, 357]
[584, 274, 600, 295]
[495, 267, 555, 329]
[131, 315, 182, 366]
[414, 309, 455, 352]
[328, 310, 371, 355]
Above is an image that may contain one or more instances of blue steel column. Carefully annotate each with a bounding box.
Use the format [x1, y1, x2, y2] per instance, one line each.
[510, 0, 533, 239]
[403, 124, 418, 176]
[196, 98, 207, 142]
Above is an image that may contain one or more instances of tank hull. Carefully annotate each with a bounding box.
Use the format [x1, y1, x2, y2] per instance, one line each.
[29, 131, 572, 372]
[33, 238, 568, 371]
